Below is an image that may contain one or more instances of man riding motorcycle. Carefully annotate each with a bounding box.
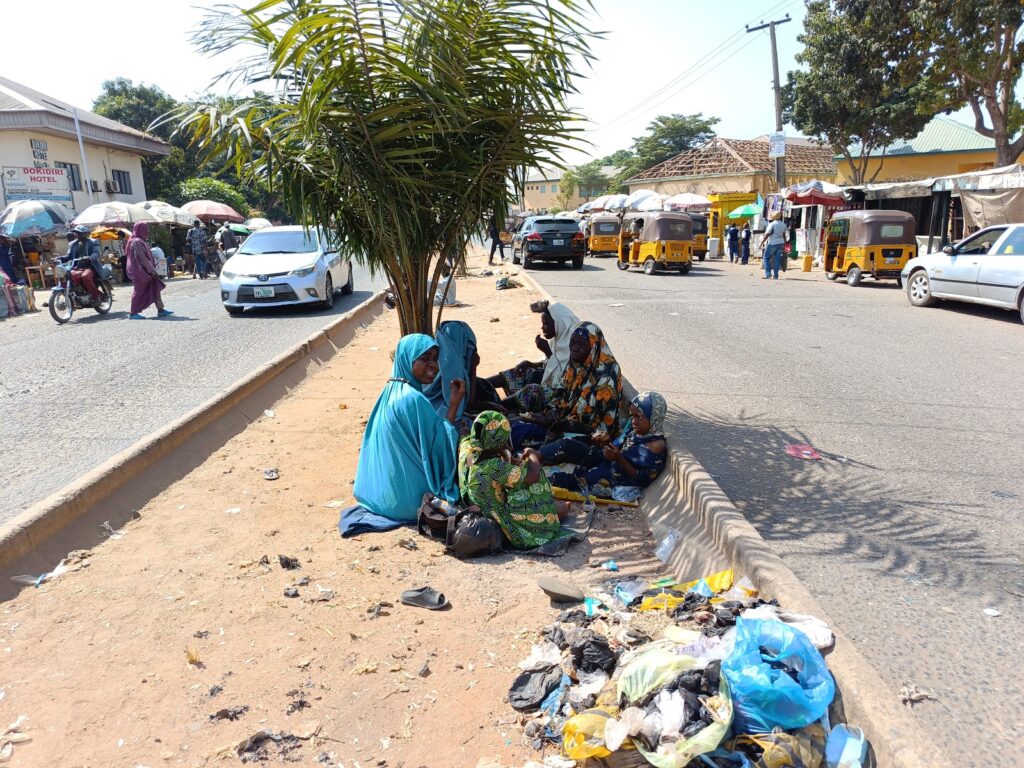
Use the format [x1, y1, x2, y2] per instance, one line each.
[60, 225, 104, 302]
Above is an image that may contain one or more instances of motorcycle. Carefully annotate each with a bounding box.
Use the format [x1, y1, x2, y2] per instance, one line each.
[48, 257, 114, 324]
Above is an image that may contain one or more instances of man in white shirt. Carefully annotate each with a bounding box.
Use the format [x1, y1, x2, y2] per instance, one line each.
[758, 212, 788, 280]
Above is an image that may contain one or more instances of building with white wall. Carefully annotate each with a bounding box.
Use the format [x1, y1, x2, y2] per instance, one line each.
[0, 77, 168, 213]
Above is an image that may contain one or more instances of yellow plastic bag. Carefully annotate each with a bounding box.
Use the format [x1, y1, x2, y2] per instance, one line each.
[563, 707, 617, 760]
[727, 723, 826, 768]
[675, 568, 734, 595]
[616, 646, 700, 705]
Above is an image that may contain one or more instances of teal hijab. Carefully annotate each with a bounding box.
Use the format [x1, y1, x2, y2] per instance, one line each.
[423, 321, 476, 419]
[353, 333, 460, 521]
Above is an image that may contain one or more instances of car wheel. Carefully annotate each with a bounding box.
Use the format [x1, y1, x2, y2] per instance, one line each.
[825, 271, 838, 281]
[616, 260, 630, 271]
[906, 269, 936, 307]
[225, 305, 244, 316]
[512, 248, 522, 266]
[896, 275, 903, 289]
[522, 254, 533, 269]
[93, 282, 113, 314]
[642, 258, 657, 275]
[678, 264, 691, 275]
[340, 265, 354, 295]
[697, 253, 705, 262]
[322, 273, 334, 310]
[572, 256, 584, 270]
[1019, 295, 1024, 324]
[846, 266, 862, 287]
[48, 289, 72, 324]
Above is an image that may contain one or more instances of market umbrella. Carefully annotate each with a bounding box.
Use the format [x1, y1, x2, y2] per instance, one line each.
[576, 201, 594, 213]
[228, 223, 251, 234]
[623, 189, 657, 209]
[632, 194, 665, 212]
[0, 200, 73, 237]
[663, 192, 711, 209]
[784, 179, 845, 207]
[140, 200, 195, 227]
[589, 195, 612, 211]
[244, 217, 272, 230]
[72, 202, 158, 228]
[604, 194, 628, 210]
[182, 199, 244, 223]
[728, 203, 762, 219]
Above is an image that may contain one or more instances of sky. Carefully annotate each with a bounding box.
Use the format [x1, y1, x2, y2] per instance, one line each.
[4, 0, 972, 167]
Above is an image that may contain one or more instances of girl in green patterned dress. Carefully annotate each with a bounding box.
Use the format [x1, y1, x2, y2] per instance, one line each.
[458, 411, 566, 549]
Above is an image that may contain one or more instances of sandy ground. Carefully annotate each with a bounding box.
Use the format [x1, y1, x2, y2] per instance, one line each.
[0, 249, 672, 768]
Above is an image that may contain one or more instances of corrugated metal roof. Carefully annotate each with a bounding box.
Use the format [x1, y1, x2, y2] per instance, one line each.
[525, 164, 620, 182]
[847, 116, 996, 158]
[627, 138, 836, 183]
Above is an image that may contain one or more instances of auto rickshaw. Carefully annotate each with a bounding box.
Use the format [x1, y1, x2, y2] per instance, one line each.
[687, 212, 708, 261]
[823, 210, 917, 287]
[586, 213, 622, 257]
[616, 211, 693, 275]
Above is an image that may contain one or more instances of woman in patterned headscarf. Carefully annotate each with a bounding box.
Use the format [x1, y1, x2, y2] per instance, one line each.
[549, 391, 669, 494]
[458, 411, 564, 549]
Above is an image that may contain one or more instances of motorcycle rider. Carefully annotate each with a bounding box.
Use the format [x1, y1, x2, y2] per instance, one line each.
[60, 225, 104, 302]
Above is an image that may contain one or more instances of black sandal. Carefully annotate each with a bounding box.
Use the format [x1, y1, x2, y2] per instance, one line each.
[400, 586, 450, 610]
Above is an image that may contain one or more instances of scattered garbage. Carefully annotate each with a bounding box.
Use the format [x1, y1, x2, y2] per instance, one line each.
[225, 507, 242, 515]
[654, 529, 681, 562]
[506, 567, 859, 765]
[537, 576, 584, 604]
[185, 646, 202, 666]
[898, 682, 937, 707]
[278, 554, 300, 569]
[234, 724, 320, 762]
[209, 705, 249, 722]
[283, 587, 299, 598]
[10, 550, 91, 587]
[825, 723, 868, 768]
[983, 607, 1002, 617]
[489, 316, 501, 322]
[0, 714, 30, 763]
[495, 277, 521, 290]
[397, 538, 419, 551]
[263, 409, 276, 419]
[785, 444, 822, 460]
[100, 520, 124, 539]
[600, 560, 620, 572]
[263, 467, 280, 481]
[992, 490, 1018, 499]
[322, 500, 345, 508]
[609, 303, 624, 307]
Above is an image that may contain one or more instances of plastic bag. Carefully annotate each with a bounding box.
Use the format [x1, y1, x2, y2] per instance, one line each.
[616, 646, 701, 705]
[721, 618, 835, 733]
[633, 676, 733, 768]
[445, 510, 503, 557]
[727, 723, 826, 768]
[519, 642, 563, 671]
[562, 707, 617, 760]
[739, 605, 834, 651]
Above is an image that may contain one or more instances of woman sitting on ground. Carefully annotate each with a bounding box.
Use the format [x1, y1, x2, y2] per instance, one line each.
[424, 320, 505, 422]
[549, 391, 668, 495]
[352, 334, 466, 522]
[459, 411, 568, 550]
[486, 301, 579, 413]
[511, 321, 623, 450]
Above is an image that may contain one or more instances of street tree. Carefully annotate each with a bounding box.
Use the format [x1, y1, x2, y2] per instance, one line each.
[174, 178, 251, 219]
[782, 0, 931, 184]
[898, 0, 1024, 167]
[603, 114, 717, 191]
[574, 160, 610, 200]
[174, 0, 591, 335]
[555, 169, 580, 211]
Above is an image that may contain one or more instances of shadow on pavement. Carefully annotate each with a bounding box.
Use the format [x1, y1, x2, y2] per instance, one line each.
[230, 290, 377, 320]
[924, 300, 1021, 325]
[663, 407, 1017, 590]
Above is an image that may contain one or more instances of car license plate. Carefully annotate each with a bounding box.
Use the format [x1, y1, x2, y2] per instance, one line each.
[673, 253, 682, 259]
[552, 239, 564, 246]
[253, 286, 275, 298]
[884, 257, 898, 264]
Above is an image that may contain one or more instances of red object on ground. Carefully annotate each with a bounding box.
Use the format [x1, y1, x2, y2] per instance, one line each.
[785, 443, 822, 460]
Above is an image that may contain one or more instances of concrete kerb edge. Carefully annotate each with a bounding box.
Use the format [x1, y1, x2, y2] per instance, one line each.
[0, 291, 387, 573]
[514, 267, 938, 767]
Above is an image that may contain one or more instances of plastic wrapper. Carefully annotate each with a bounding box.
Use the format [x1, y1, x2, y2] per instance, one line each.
[739, 605, 834, 651]
[727, 723, 826, 768]
[562, 706, 617, 760]
[721, 618, 835, 733]
[633, 677, 734, 768]
[616, 646, 701, 705]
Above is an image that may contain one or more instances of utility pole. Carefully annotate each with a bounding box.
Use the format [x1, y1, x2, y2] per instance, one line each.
[746, 14, 791, 190]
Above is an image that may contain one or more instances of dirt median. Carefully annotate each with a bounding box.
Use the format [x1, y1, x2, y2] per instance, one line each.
[0, 249, 674, 768]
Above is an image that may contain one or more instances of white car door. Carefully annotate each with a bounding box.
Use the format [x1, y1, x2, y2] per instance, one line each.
[931, 227, 1007, 299]
[976, 227, 1024, 306]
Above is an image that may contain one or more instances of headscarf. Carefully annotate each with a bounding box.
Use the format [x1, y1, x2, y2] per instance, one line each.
[353, 334, 460, 521]
[423, 320, 477, 418]
[556, 322, 623, 438]
[458, 410, 512, 489]
[631, 391, 667, 435]
[126, 221, 155, 281]
[540, 302, 581, 387]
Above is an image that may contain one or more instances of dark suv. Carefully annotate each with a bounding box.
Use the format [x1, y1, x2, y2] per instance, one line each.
[512, 217, 585, 269]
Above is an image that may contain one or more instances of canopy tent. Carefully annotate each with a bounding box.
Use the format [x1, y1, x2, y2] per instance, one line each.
[182, 199, 244, 223]
[785, 179, 844, 206]
[0, 200, 73, 238]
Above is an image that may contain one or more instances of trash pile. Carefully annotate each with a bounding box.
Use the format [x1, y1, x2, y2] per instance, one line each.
[508, 569, 867, 767]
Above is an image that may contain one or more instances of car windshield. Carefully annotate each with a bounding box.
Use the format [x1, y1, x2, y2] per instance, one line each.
[238, 230, 318, 255]
[534, 219, 579, 233]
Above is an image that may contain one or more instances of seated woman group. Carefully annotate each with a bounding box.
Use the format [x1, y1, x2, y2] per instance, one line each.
[351, 303, 669, 549]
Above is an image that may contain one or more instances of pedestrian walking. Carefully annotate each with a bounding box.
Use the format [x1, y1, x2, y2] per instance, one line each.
[740, 223, 751, 264]
[487, 218, 506, 265]
[759, 212, 788, 280]
[125, 222, 172, 319]
[726, 223, 739, 262]
[186, 220, 209, 279]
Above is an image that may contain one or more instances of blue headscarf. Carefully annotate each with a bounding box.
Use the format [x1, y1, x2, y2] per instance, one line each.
[423, 321, 477, 419]
[353, 333, 460, 521]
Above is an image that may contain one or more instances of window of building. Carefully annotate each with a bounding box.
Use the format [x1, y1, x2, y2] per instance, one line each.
[111, 169, 132, 195]
[54, 161, 82, 191]
[539, 184, 547, 193]
[551, 184, 558, 193]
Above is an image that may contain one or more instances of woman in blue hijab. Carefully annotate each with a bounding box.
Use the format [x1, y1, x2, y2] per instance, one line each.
[423, 320, 477, 420]
[352, 333, 466, 522]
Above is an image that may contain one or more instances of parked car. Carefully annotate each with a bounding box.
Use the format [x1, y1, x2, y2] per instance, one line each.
[511, 216, 585, 269]
[902, 224, 1024, 323]
[219, 226, 353, 316]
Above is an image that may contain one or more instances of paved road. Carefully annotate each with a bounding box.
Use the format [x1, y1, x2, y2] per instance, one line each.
[533, 256, 1024, 761]
[0, 265, 385, 521]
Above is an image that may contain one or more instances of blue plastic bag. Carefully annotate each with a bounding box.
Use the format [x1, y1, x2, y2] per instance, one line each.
[722, 617, 835, 733]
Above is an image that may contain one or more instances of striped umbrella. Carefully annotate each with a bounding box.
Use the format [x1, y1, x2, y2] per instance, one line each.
[0, 200, 73, 237]
[72, 202, 158, 228]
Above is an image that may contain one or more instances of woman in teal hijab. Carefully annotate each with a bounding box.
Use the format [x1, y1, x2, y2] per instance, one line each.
[353, 333, 466, 522]
[423, 320, 477, 420]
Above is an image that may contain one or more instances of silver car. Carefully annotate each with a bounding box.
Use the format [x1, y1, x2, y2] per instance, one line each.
[902, 224, 1024, 323]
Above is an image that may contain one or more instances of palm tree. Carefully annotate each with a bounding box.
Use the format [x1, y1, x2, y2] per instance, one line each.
[173, 0, 592, 334]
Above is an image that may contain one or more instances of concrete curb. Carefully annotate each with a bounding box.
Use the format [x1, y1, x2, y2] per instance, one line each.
[0, 292, 387, 575]
[514, 266, 940, 767]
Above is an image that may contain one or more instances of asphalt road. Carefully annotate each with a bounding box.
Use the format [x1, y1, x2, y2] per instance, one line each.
[532, 256, 1024, 761]
[0, 264, 385, 522]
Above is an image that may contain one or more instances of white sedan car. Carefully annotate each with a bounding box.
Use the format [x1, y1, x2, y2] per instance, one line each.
[219, 226, 353, 316]
[902, 223, 1024, 323]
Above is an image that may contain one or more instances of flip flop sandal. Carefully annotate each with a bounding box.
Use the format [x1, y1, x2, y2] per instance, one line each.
[263, 468, 280, 481]
[400, 586, 450, 610]
[537, 575, 584, 604]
